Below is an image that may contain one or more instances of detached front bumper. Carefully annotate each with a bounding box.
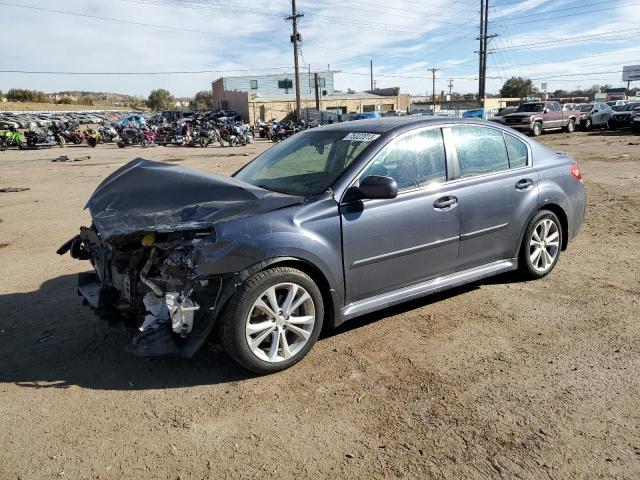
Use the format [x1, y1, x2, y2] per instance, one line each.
[78, 271, 102, 308]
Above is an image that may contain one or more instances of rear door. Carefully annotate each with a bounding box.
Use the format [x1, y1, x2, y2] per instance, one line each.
[340, 126, 460, 303]
[446, 125, 538, 271]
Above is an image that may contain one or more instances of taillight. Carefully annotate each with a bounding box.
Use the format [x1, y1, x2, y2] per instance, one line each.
[571, 162, 582, 181]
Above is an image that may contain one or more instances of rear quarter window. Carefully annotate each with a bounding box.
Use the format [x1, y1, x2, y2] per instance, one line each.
[504, 134, 528, 168]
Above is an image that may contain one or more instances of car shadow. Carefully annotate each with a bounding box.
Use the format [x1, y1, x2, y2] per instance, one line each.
[585, 129, 634, 137]
[0, 273, 252, 391]
[0, 271, 524, 391]
[326, 270, 524, 338]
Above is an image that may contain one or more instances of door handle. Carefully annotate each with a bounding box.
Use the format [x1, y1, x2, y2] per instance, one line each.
[433, 196, 458, 209]
[515, 178, 533, 190]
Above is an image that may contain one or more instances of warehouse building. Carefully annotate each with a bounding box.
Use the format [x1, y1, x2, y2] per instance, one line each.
[211, 71, 409, 122]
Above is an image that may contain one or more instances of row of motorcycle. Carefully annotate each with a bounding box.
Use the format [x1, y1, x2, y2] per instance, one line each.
[150, 118, 253, 148]
[0, 117, 254, 151]
[256, 119, 319, 142]
[0, 123, 117, 151]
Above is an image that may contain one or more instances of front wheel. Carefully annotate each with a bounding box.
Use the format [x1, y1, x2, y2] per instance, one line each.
[531, 122, 542, 137]
[583, 118, 592, 131]
[519, 210, 562, 280]
[564, 119, 575, 133]
[220, 267, 324, 374]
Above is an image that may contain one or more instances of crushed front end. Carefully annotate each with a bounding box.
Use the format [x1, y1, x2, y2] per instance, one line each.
[58, 225, 226, 357]
[56, 158, 304, 357]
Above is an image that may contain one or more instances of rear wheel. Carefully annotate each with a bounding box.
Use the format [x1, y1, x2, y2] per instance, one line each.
[220, 267, 324, 374]
[519, 210, 563, 280]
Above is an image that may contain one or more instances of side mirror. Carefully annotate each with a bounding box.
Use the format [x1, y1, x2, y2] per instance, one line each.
[358, 175, 398, 200]
[543, 108, 550, 114]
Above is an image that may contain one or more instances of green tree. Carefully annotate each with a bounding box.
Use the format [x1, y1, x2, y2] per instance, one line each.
[499, 77, 535, 98]
[146, 88, 175, 111]
[57, 97, 74, 105]
[189, 90, 214, 110]
[6, 88, 48, 103]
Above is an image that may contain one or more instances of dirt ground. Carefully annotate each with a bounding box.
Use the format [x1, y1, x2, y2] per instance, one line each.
[1, 130, 639, 479]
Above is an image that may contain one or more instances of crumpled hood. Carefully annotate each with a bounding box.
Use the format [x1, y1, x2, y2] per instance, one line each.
[86, 158, 303, 241]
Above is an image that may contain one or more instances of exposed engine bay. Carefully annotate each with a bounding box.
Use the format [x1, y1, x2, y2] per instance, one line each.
[58, 225, 223, 356]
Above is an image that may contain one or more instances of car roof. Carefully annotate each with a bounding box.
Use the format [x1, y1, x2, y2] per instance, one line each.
[314, 116, 501, 135]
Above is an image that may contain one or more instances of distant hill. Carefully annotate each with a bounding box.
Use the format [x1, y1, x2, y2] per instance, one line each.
[47, 91, 146, 108]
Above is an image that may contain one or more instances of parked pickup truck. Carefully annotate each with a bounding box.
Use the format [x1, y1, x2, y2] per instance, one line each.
[502, 101, 579, 136]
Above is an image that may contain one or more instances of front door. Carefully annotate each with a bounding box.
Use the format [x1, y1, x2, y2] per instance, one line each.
[340, 127, 460, 303]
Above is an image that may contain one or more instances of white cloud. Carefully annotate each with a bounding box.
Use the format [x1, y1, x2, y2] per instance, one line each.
[0, 0, 638, 97]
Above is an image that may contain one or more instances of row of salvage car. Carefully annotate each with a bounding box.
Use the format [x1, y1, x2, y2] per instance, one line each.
[490, 100, 640, 136]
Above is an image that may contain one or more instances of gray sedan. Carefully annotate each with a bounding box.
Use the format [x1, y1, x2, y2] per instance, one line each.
[60, 117, 586, 373]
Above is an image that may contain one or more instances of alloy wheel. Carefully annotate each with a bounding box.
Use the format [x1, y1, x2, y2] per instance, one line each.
[245, 283, 316, 363]
[529, 218, 560, 273]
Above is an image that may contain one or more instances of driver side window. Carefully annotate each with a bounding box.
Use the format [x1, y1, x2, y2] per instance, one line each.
[359, 128, 447, 192]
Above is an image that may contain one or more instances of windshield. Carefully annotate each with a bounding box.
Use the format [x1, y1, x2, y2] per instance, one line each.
[614, 103, 637, 111]
[516, 103, 544, 113]
[234, 130, 376, 196]
[579, 104, 594, 112]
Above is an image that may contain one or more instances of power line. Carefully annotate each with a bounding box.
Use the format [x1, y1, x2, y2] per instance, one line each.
[494, 2, 640, 26]
[0, 67, 292, 75]
[492, 28, 640, 52]
[0, 1, 233, 36]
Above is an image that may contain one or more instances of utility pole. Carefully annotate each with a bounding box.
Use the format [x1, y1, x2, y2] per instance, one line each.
[314, 72, 320, 110]
[286, 0, 303, 120]
[370, 60, 374, 91]
[428, 68, 439, 114]
[448, 79, 454, 96]
[478, 0, 485, 101]
[477, 0, 497, 110]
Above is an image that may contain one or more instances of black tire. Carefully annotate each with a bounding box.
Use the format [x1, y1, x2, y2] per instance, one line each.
[532, 122, 542, 137]
[220, 267, 324, 374]
[519, 210, 563, 280]
[564, 119, 575, 133]
[117, 141, 125, 148]
[583, 118, 592, 131]
[0, 139, 6, 151]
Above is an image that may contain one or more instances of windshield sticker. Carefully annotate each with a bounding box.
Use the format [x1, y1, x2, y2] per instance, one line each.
[343, 132, 381, 142]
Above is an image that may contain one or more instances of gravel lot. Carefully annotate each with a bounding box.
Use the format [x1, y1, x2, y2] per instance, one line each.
[1, 130, 639, 479]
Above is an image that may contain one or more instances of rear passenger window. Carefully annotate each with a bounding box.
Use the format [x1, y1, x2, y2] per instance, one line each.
[360, 128, 446, 191]
[451, 126, 509, 178]
[504, 134, 528, 168]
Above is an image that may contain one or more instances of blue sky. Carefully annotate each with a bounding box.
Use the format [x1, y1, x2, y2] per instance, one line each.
[1, 0, 639, 98]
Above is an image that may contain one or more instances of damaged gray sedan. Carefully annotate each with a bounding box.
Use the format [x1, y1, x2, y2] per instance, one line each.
[59, 117, 585, 373]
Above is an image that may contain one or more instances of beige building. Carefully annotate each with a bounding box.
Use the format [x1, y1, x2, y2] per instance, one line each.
[211, 74, 409, 122]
